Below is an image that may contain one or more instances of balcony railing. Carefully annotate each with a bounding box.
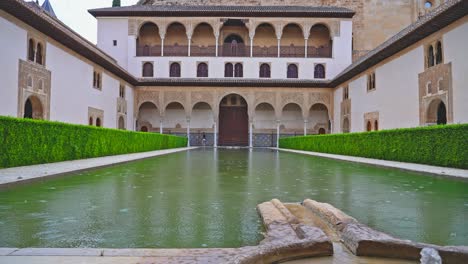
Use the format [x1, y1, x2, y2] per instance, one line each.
[136, 44, 332, 58]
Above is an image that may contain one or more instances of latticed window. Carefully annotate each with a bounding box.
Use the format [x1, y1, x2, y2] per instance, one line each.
[142, 62, 153, 77]
[259, 63, 271, 78]
[314, 64, 325, 79]
[197, 63, 208, 77]
[170, 62, 181, 77]
[224, 63, 233, 77]
[287, 64, 298, 79]
[234, 63, 243, 77]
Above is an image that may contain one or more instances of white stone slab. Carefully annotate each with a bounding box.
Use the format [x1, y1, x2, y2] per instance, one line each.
[0, 248, 18, 256]
[10, 248, 103, 256]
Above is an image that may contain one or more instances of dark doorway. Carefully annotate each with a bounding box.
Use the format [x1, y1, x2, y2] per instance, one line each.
[24, 98, 33, 119]
[218, 94, 248, 146]
[437, 101, 447, 125]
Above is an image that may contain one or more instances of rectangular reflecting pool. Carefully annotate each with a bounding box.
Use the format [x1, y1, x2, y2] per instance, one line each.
[0, 149, 467, 248]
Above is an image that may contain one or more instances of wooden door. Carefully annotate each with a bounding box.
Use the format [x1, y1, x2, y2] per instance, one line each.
[219, 106, 248, 146]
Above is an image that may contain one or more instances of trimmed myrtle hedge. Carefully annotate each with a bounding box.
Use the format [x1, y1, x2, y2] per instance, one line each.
[279, 124, 468, 169]
[0, 116, 187, 168]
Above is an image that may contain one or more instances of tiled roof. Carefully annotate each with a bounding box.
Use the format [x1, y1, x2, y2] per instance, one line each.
[88, 5, 355, 18]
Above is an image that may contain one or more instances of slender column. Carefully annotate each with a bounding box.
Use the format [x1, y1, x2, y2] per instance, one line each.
[276, 120, 280, 148]
[161, 38, 165, 56]
[188, 37, 192, 57]
[277, 38, 281, 58]
[214, 122, 218, 147]
[215, 36, 219, 57]
[249, 121, 253, 148]
[304, 120, 308, 136]
[187, 118, 191, 147]
[304, 39, 308, 58]
[250, 37, 254, 57]
[159, 120, 163, 134]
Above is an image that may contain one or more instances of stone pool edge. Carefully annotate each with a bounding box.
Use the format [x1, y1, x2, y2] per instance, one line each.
[275, 148, 468, 180]
[0, 147, 198, 188]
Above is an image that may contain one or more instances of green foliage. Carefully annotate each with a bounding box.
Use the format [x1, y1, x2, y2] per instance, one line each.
[279, 124, 468, 169]
[112, 0, 121, 7]
[0, 116, 187, 168]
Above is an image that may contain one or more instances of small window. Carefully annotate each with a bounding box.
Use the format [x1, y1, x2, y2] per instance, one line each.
[93, 72, 102, 89]
[424, 1, 433, 9]
[96, 118, 102, 127]
[367, 72, 376, 91]
[197, 63, 208, 77]
[234, 63, 243, 77]
[28, 39, 35, 61]
[287, 64, 298, 79]
[314, 64, 325, 79]
[225, 63, 233, 77]
[374, 120, 379, 131]
[113, 40, 117, 46]
[170, 62, 181, 77]
[366, 121, 372, 132]
[436, 41, 443, 65]
[38, 79, 44, 91]
[36, 43, 43, 65]
[142, 62, 154, 77]
[119, 85, 125, 98]
[427, 82, 432, 95]
[343, 86, 349, 100]
[259, 63, 271, 78]
[27, 76, 33, 88]
[427, 46, 435, 68]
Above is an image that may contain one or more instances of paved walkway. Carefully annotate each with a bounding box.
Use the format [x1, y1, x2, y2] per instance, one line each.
[0, 147, 197, 187]
[275, 148, 468, 179]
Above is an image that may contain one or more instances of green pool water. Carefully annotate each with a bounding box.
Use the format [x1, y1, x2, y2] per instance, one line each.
[0, 149, 467, 248]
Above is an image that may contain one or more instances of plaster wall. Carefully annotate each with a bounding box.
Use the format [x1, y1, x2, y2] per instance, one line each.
[0, 15, 26, 117]
[97, 18, 129, 69]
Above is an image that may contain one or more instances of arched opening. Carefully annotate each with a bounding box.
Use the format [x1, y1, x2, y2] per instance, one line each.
[436, 41, 443, 65]
[281, 103, 303, 136]
[170, 62, 181, 77]
[366, 121, 372, 132]
[225, 63, 233, 77]
[24, 96, 43, 119]
[118, 116, 125, 130]
[281, 23, 304, 57]
[191, 102, 214, 146]
[427, 99, 447, 125]
[374, 120, 379, 131]
[191, 23, 215, 56]
[314, 64, 326, 79]
[197, 63, 208, 77]
[165, 102, 186, 135]
[36, 43, 43, 65]
[142, 62, 153, 77]
[89, 117, 93, 126]
[137, 22, 161, 56]
[318, 128, 326, 134]
[342, 118, 350, 133]
[428, 45, 435, 68]
[254, 103, 276, 147]
[28, 39, 35, 61]
[309, 24, 332, 58]
[165, 22, 188, 56]
[96, 118, 102, 127]
[141, 126, 148, 132]
[220, 19, 249, 57]
[287, 64, 298, 79]
[253, 23, 277, 57]
[219, 94, 248, 146]
[309, 103, 329, 134]
[138, 102, 160, 132]
[235, 63, 243, 77]
[259, 63, 271, 78]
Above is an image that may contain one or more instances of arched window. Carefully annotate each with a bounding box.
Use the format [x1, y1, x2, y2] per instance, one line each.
[89, 117, 93, 125]
[436, 41, 443, 65]
[27, 76, 33, 88]
[38, 79, 44, 90]
[374, 120, 379, 131]
[225, 63, 233, 77]
[96, 73, 101, 89]
[235, 63, 243, 77]
[142, 62, 153, 77]
[259, 63, 271, 78]
[366, 121, 372, 131]
[93, 71, 97, 88]
[141, 126, 148, 132]
[318, 128, 326, 135]
[314, 64, 325, 79]
[96, 118, 102, 127]
[287, 64, 298, 79]
[428, 46, 435, 68]
[36, 43, 43, 65]
[197, 63, 208, 77]
[170, 62, 181, 77]
[28, 39, 35, 61]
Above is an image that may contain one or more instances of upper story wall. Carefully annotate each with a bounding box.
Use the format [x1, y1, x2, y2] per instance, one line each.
[137, 0, 446, 59]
